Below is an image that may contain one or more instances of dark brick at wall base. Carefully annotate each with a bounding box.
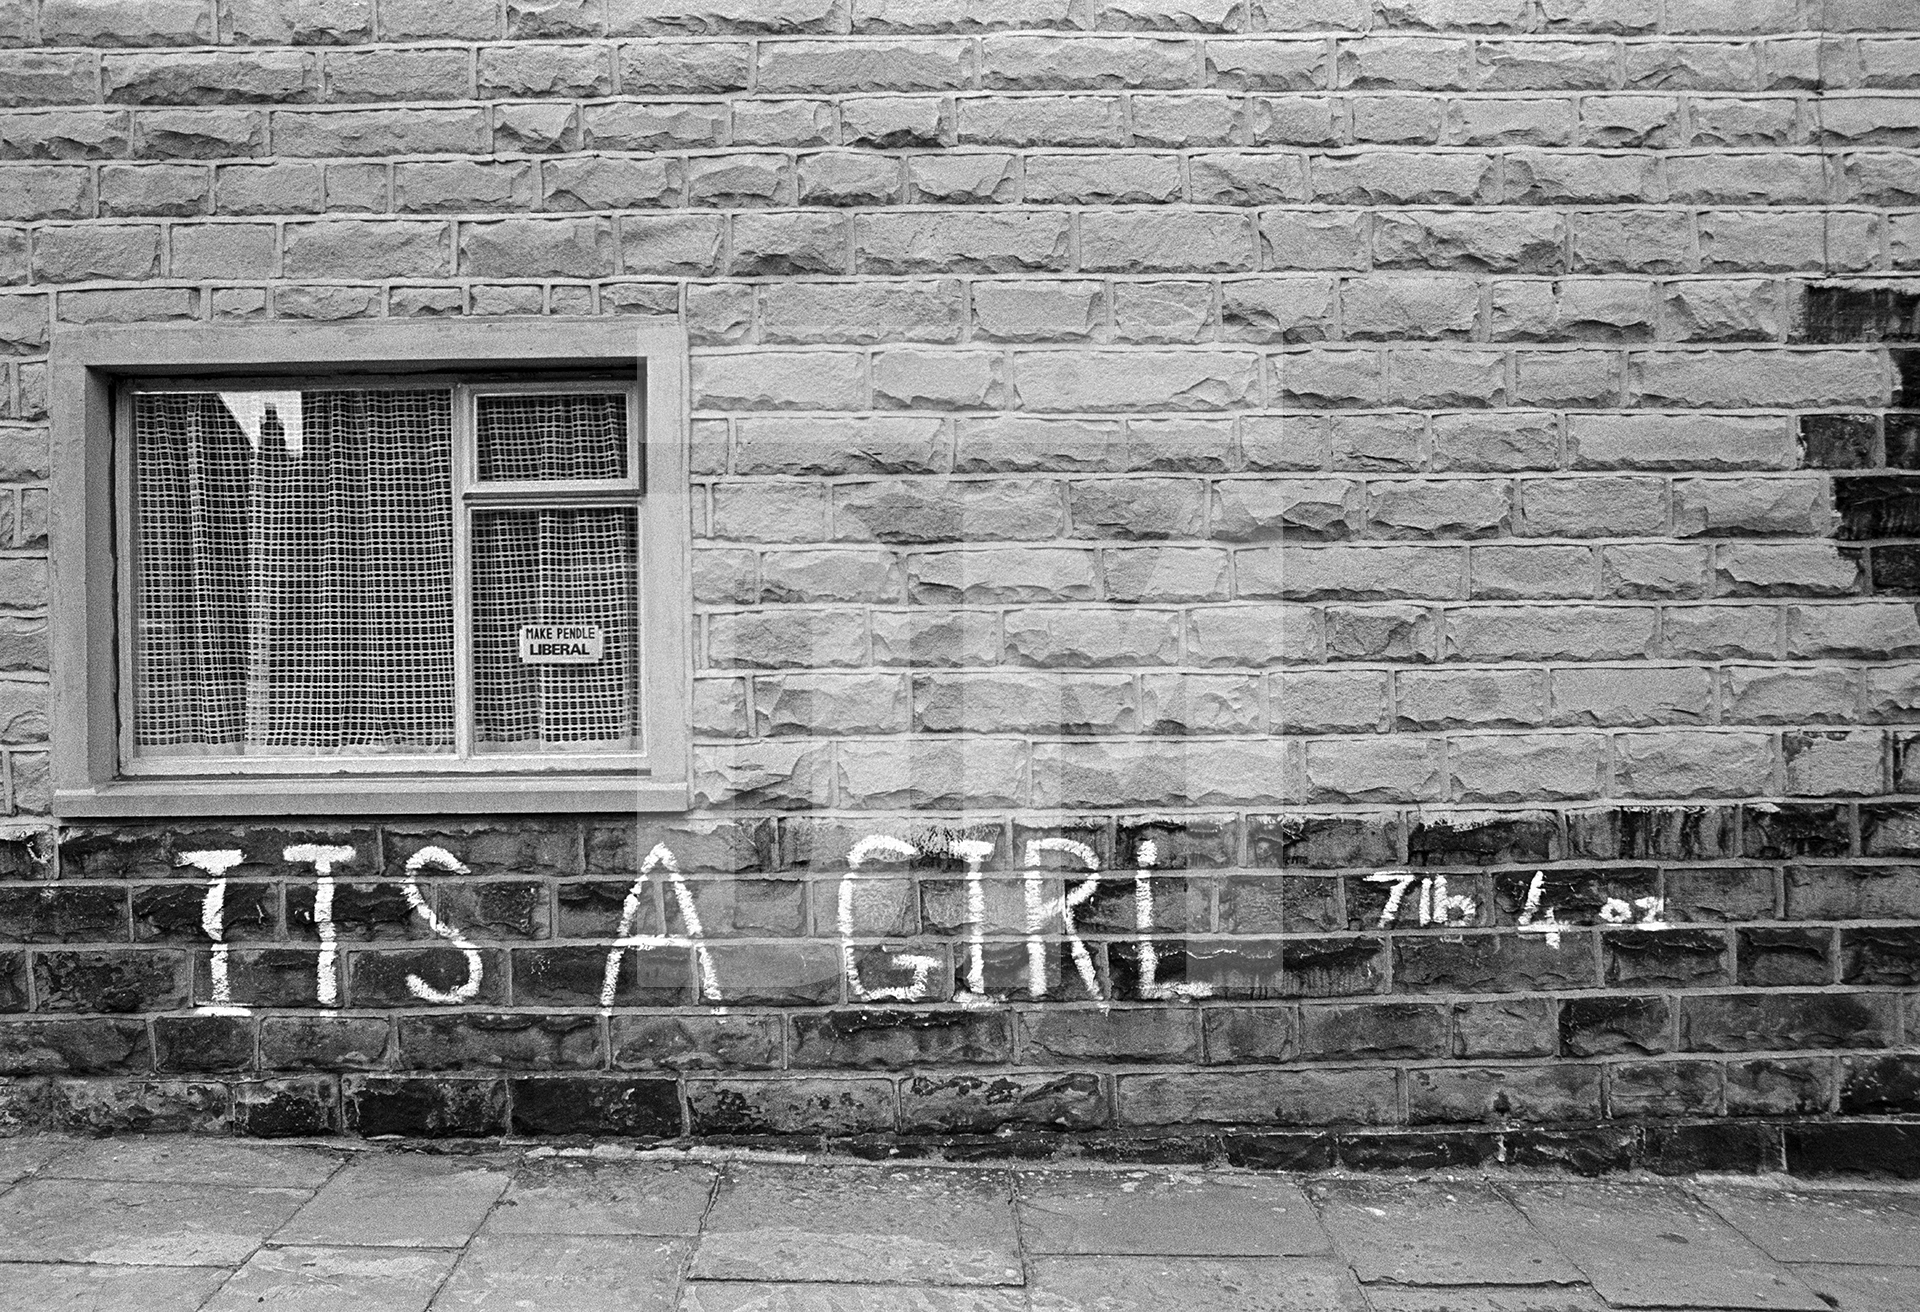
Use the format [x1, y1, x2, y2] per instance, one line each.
[1, 0, 1919, 1169]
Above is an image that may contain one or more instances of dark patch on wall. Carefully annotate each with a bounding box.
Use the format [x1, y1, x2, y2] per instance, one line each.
[1799, 287, 1920, 596]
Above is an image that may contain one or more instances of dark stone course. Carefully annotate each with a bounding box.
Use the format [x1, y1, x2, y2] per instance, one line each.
[0, 885, 129, 943]
[287, 881, 421, 942]
[1870, 544, 1920, 594]
[1841, 925, 1920, 984]
[154, 1014, 255, 1073]
[1560, 995, 1672, 1057]
[508, 1075, 682, 1137]
[1785, 1122, 1920, 1177]
[1565, 806, 1735, 861]
[397, 1012, 601, 1072]
[1839, 1053, 1920, 1114]
[1742, 803, 1852, 859]
[517, 943, 694, 1008]
[1888, 412, 1920, 468]
[0, 950, 25, 1012]
[0, 1017, 149, 1074]
[899, 1070, 1108, 1133]
[1835, 475, 1920, 541]
[133, 881, 277, 943]
[1644, 1122, 1781, 1174]
[259, 1015, 391, 1071]
[1799, 413, 1879, 469]
[608, 1013, 784, 1071]
[1678, 991, 1893, 1052]
[1493, 867, 1658, 926]
[200, 948, 325, 1009]
[1407, 812, 1559, 866]
[1336, 1129, 1499, 1171]
[790, 1008, 1010, 1069]
[1603, 928, 1730, 987]
[32, 950, 189, 1013]
[344, 947, 509, 1007]
[342, 1075, 508, 1136]
[1734, 927, 1833, 986]
[233, 1075, 339, 1137]
[1799, 285, 1920, 344]
[1220, 1130, 1336, 1170]
[1249, 814, 1399, 869]
[1116, 817, 1238, 869]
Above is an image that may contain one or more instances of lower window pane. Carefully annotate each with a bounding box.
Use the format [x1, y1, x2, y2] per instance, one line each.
[132, 388, 457, 756]
[471, 507, 640, 752]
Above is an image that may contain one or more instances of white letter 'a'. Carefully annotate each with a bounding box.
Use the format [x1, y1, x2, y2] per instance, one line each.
[598, 843, 720, 1011]
[284, 844, 354, 1006]
[179, 849, 245, 1014]
[401, 846, 483, 1004]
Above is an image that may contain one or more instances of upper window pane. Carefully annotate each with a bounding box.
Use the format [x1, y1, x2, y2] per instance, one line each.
[475, 391, 629, 483]
[131, 387, 457, 756]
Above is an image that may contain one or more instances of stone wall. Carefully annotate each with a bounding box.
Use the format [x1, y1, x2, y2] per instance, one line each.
[0, 0, 1918, 1171]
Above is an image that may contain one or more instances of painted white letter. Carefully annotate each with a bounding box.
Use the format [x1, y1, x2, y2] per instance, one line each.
[598, 843, 720, 1011]
[283, 844, 354, 1006]
[400, 846, 484, 1004]
[1024, 838, 1103, 1002]
[840, 835, 938, 1003]
[950, 838, 997, 1006]
[179, 849, 246, 1014]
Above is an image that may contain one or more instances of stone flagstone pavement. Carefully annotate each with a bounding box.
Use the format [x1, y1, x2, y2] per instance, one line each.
[0, 1133, 1915, 1310]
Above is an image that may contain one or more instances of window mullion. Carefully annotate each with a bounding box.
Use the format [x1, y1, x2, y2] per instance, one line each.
[451, 385, 476, 762]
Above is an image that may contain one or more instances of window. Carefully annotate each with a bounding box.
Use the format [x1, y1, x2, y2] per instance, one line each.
[51, 320, 690, 816]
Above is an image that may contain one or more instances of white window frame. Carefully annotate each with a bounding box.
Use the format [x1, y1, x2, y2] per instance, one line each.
[51, 318, 692, 817]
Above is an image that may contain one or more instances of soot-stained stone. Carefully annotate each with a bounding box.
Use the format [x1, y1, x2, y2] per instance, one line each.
[1870, 544, 1920, 594]
[1736, 927, 1835, 986]
[1785, 1123, 1920, 1178]
[1394, 932, 1597, 993]
[1115, 817, 1237, 869]
[0, 952, 28, 1012]
[1842, 926, 1920, 984]
[0, 1017, 149, 1073]
[1799, 414, 1879, 469]
[1107, 940, 1197, 1001]
[1836, 475, 1920, 540]
[342, 1075, 507, 1137]
[287, 881, 420, 942]
[1888, 414, 1920, 469]
[508, 1076, 682, 1137]
[33, 950, 189, 1013]
[154, 1014, 255, 1073]
[1604, 928, 1730, 987]
[1900, 351, 1920, 409]
[234, 1076, 338, 1137]
[1560, 995, 1671, 1057]
[1840, 1055, 1920, 1115]
[133, 881, 277, 943]
[0, 885, 128, 943]
[1247, 814, 1398, 869]
[1492, 867, 1658, 926]
[1644, 1123, 1779, 1176]
[1565, 805, 1734, 861]
[1799, 286, 1920, 344]
[790, 1009, 1010, 1069]
[1742, 803, 1852, 859]
[1407, 812, 1559, 866]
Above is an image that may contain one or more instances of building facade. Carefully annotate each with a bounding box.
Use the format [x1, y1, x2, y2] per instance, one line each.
[0, 0, 1917, 1171]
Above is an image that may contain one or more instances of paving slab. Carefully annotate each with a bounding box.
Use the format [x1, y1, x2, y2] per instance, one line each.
[202, 1245, 460, 1312]
[1787, 1262, 1920, 1312]
[1356, 1287, 1611, 1312]
[1701, 1189, 1920, 1266]
[1312, 1180, 1583, 1287]
[0, 1134, 75, 1188]
[44, 1134, 344, 1190]
[694, 1165, 1021, 1286]
[0, 1177, 311, 1265]
[485, 1158, 716, 1235]
[0, 1260, 230, 1310]
[429, 1232, 687, 1310]
[276, 1153, 514, 1248]
[1017, 1169, 1330, 1256]
[1026, 1255, 1370, 1311]
[681, 1284, 1030, 1312]
[1509, 1184, 1829, 1311]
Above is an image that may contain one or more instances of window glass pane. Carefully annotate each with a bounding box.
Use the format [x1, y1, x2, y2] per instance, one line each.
[132, 388, 457, 756]
[471, 507, 639, 751]
[475, 392, 629, 482]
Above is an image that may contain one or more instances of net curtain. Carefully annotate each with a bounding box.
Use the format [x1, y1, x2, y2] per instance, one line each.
[132, 389, 458, 755]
